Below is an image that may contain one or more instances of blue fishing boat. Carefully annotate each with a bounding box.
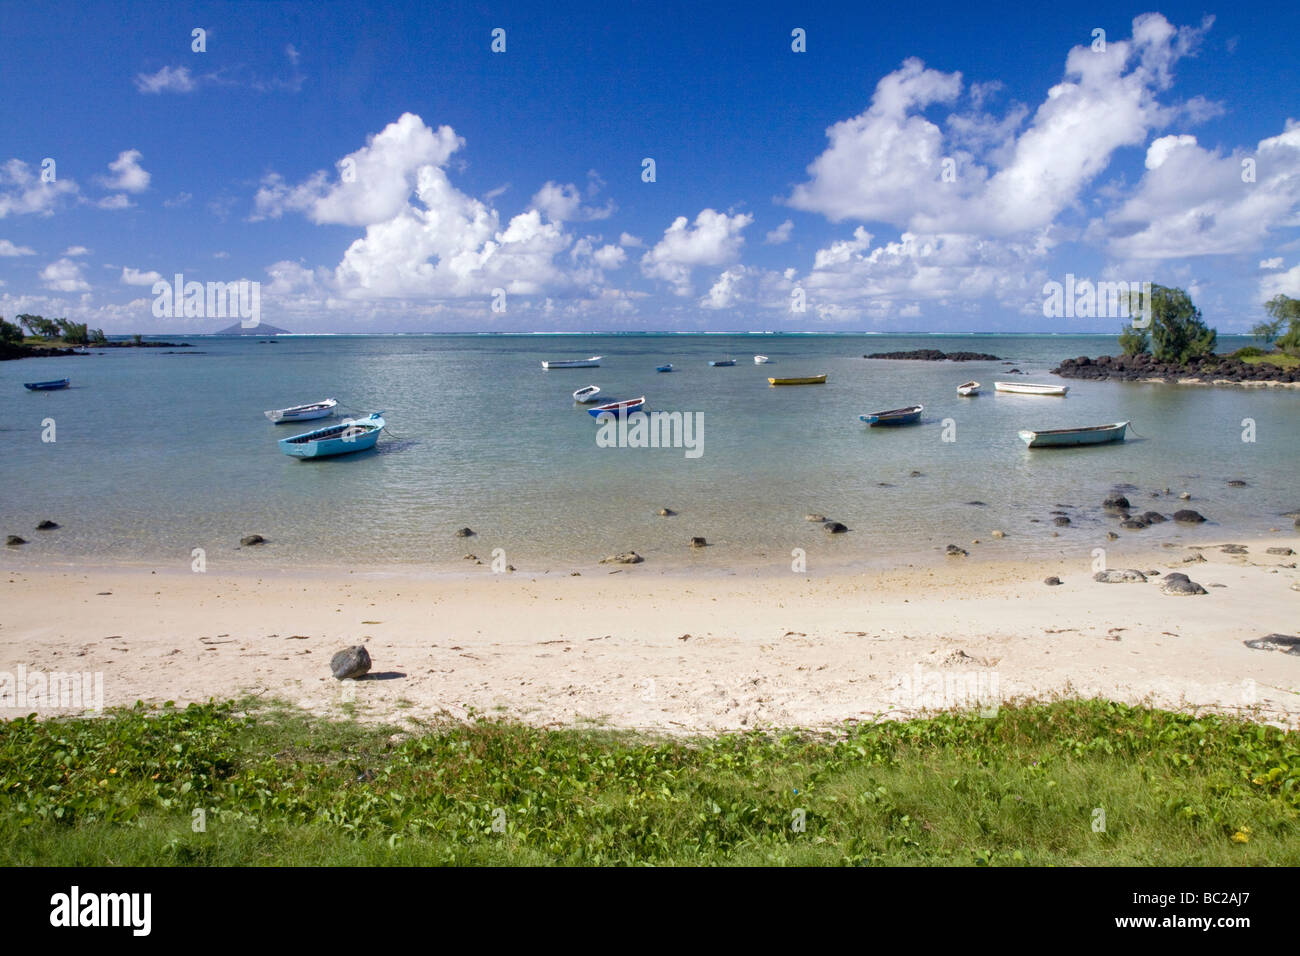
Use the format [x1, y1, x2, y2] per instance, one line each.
[23, 378, 70, 391]
[708, 359, 736, 367]
[860, 404, 923, 427]
[279, 412, 385, 458]
[587, 396, 646, 419]
[656, 364, 674, 373]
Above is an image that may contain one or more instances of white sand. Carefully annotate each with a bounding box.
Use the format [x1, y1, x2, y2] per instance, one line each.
[2, 537, 1298, 732]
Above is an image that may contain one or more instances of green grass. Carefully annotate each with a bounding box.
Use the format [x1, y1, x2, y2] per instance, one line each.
[1, 699, 1296, 865]
[1240, 352, 1300, 368]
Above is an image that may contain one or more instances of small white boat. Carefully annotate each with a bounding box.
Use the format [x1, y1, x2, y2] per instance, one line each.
[957, 381, 980, 397]
[754, 355, 771, 364]
[573, 385, 601, 404]
[1019, 421, 1129, 448]
[264, 398, 338, 422]
[542, 355, 601, 369]
[994, 381, 1069, 397]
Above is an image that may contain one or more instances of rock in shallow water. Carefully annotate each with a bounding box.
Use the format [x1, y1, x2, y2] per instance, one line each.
[600, 551, 643, 564]
[6, 535, 26, 546]
[946, 544, 968, 557]
[1103, 495, 1131, 511]
[330, 645, 371, 680]
[36, 520, 59, 530]
[689, 537, 707, 548]
[454, 527, 475, 537]
[240, 534, 265, 546]
[823, 521, 849, 534]
[1053, 516, 1071, 526]
[657, 508, 676, 517]
[1173, 509, 1206, 524]
[804, 513, 826, 522]
[1093, 569, 1147, 583]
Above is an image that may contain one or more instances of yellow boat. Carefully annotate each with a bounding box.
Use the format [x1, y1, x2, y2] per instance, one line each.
[768, 374, 827, 386]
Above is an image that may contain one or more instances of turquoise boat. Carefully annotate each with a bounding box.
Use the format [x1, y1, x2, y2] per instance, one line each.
[1019, 421, 1129, 448]
[279, 412, 385, 458]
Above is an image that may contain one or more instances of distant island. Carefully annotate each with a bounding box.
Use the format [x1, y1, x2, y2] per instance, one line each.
[865, 349, 1001, 361]
[215, 322, 291, 335]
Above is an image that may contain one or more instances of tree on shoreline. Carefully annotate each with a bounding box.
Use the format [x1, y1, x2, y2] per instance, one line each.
[1264, 294, 1300, 354]
[1123, 285, 1215, 363]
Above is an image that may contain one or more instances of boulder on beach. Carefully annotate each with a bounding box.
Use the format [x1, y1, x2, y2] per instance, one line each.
[1044, 576, 1062, 586]
[1120, 519, 1148, 530]
[1107, 531, 1119, 540]
[240, 534, 266, 546]
[35, 520, 59, 530]
[657, 508, 676, 517]
[689, 537, 707, 548]
[330, 645, 371, 680]
[1173, 509, 1206, 523]
[945, 544, 968, 557]
[1242, 634, 1300, 656]
[600, 551, 644, 564]
[1141, 511, 1167, 524]
[1266, 547, 1295, 556]
[823, 521, 849, 534]
[454, 527, 476, 537]
[1093, 569, 1147, 583]
[1160, 573, 1207, 595]
[1220, 544, 1248, 555]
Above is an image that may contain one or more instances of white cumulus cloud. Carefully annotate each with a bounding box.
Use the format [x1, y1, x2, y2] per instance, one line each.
[641, 209, 753, 295]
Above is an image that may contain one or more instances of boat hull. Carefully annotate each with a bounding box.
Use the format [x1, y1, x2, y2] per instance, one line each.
[573, 386, 601, 403]
[265, 399, 338, 422]
[542, 356, 601, 369]
[957, 381, 980, 397]
[860, 404, 923, 426]
[656, 365, 673, 373]
[768, 375, 827, 386]
[708, 360, 736, 367]
[754, 356, 771, 364]
[994, 382, 1069, 396]
[588, 397, 646, 418]
[279, 414, 385, 458]
[24, 379, 70, 391]
[1019, 422, 1129, 448]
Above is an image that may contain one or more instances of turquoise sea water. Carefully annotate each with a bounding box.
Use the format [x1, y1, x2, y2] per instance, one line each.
[2, 333, 1296, 574]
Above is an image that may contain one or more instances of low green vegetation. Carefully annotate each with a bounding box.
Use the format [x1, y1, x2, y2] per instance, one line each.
[1239, 351, 1300, 369]
[3, 313, 106, 348]
[1, 699, 1296, 866]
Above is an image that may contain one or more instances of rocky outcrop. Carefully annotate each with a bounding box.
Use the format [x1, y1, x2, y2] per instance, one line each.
[1053, 353, 1300, 386]
[330, 645, 371, 679]
[864, 349, 1001, 361]
[1093, 569, 1147, 583]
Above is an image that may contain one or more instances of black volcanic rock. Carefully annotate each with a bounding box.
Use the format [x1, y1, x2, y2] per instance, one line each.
[1053, 353, 1300, 386]
[864, 349, 1000, 361]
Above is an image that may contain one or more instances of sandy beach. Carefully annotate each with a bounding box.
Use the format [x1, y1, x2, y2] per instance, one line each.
[4, 535, 1298, 731]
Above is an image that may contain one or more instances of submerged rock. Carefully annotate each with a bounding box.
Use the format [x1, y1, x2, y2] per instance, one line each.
[6, 535, 26, 546]
[689, 537, 708, 548]
[1093, 569, 1147, 583]
[945, 545, 968, 557]
[240, 534, 266, 546]
[330, 645, 371, 680]
[1120, 519, 1148, 530]
[823, 521, 849, 534]
[35, 520, 59, 530]
[1227, 479, 1248, 487]
[1141, 511, 1167, 524]
[600, 551, 644, 564]
[804, 513, 827, 522]
[1103, 495, 1131, 511]
[454, 527, 476, 537]
[1173, 509, 1206, 523]
[1053, 516, 1071, 526]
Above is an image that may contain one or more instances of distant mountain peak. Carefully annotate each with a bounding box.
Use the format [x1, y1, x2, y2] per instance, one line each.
[214, 322, 290, 335]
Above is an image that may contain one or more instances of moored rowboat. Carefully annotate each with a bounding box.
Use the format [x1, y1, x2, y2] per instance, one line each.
[542, 355, 601, 369]
[768, 374, 827, 386]
[753, 355, 771, 364]
[573, 385, 601, 403]
[279, 412, 385, 458]
[656, 364, 674, 373]
[264, 398, 338, 422]
[23, 378, 70, 391]
[860, 404, 923, 426]
[957, 381, 980, 397]
[587, 396, 646, 418]
[1019, 421, 1129, 448]
[994, 381, 1068, 396]
[708, 359, 736, 367]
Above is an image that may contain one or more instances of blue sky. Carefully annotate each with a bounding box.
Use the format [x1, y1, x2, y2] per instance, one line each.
[1, 0, 1298, 333]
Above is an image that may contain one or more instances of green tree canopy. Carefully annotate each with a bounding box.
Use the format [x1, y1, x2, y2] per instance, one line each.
[1141, 285, 1216, 364]
[1265, 294, 1300, 353]
[0, 317, 23, 346]
[1118, 323, 1149, 356]
[17, 313, 62, 339]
